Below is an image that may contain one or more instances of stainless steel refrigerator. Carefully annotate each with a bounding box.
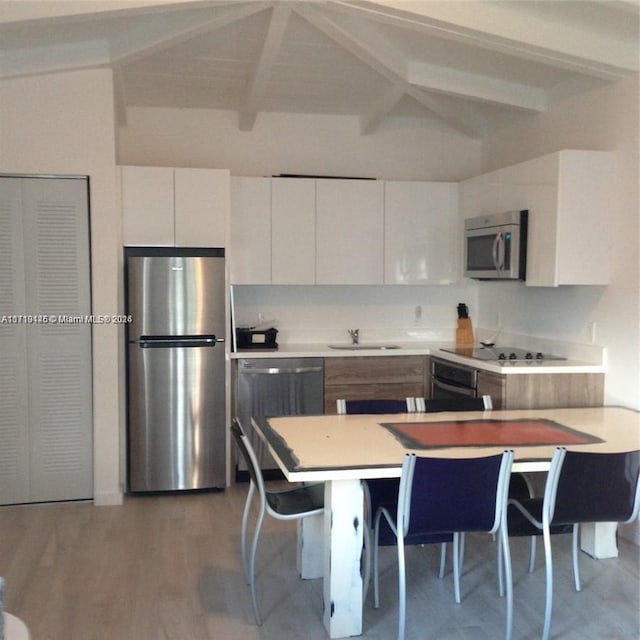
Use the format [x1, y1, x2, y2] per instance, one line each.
[125, 247, 226, 492]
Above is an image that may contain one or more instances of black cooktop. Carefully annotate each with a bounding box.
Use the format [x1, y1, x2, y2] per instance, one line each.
[441, 346, 567, 362]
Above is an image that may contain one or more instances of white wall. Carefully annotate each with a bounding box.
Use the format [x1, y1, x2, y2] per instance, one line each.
[0, 69, 123, 505]
[118, 107, 482, 181]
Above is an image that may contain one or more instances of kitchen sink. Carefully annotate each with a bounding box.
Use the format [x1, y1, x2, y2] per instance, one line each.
[328, 344, 400, 350]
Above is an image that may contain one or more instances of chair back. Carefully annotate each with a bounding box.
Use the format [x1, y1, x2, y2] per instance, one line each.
[337, 398, 416, 414]
[548, 449, 640, 526]
[231, 419, 266, 498]
[398, 451, 513, 537]
[416, 395, 492, 412]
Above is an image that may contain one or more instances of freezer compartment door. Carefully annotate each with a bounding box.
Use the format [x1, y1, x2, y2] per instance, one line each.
[126, 253, 225, 338]
[127, 343, 225, 491]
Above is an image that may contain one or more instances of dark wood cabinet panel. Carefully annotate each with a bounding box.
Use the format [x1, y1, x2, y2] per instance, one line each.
[324, 356, 427, 414]
[478, 370, 604, 409]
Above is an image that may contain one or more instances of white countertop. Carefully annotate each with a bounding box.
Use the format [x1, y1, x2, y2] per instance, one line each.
[230, 341, 605, 374]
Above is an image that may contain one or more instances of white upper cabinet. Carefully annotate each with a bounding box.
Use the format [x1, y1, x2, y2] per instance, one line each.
[229, 177, 271, 284]
[271, 178, 316, 284]
[121, 165, 229, 247]
[524, 151, 613, 287]
[174, 168, 228, 247]
[316, 179, 384, 285]
[460, 150, 613, 287]
[121, 166, 174, 246]
[384, 181, 459, 284]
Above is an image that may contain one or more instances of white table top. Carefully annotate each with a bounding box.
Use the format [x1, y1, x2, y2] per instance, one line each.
[253, 406, 640, 482]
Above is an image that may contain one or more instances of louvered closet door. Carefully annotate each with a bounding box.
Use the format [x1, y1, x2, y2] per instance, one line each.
[0, 176, 93, 504]
[0, 179, 30, 503]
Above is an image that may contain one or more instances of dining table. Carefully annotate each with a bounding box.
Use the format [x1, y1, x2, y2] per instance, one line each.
[252, 405, 639, 639]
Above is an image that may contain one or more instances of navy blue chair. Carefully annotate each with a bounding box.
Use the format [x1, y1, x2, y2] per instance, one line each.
[231, 419, 324, 625]
[419, 395, 537, 574]
[505, 448, 640, 640]
[336, 398, 451, 599]
[374, 451, 514, 640]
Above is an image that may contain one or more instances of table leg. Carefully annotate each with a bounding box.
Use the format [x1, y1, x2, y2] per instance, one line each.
[298, 513, 324, 579]
[323, 479, 364, 639]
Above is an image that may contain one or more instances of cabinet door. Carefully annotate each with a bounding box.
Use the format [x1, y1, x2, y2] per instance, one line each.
[121, 166, 174, 246]
[271, 178, 316, 284]
[174, 168, 229, 247]
[324, 356, 426, 413]
[477, 370, 506, 409]
[0, 178, 30, 504]
[229, 177, 271, 284]
[316, 180, 384, 284]
[23, 178, 93, 503]
[384, 181, 459, 284]
[0, 177, 93, 505]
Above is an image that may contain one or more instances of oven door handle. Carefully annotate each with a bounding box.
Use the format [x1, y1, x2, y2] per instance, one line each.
[432, 377, 477, 398]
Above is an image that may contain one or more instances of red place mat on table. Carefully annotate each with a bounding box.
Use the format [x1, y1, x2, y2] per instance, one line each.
[381, 418, 603, 450]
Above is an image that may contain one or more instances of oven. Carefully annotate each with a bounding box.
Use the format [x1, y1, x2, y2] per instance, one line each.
[430, 357, 478, 400]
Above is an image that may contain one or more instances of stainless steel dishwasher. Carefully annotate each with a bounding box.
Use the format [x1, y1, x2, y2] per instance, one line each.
[235, 358, 324, 477]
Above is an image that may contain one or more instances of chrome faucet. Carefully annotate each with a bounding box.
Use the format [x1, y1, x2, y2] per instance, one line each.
[348, 328, 359, 345]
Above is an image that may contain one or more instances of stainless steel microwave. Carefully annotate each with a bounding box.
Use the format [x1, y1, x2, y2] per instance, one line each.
[464, 210, 528, 280]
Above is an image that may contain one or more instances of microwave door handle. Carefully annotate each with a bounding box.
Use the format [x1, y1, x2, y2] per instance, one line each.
[492, 232, 503, 273]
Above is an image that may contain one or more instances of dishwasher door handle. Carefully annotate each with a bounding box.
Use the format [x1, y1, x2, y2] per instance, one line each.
[241, 365, 323, 375]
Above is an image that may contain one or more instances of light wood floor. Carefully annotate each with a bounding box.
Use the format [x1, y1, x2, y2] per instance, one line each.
[1, 482, 638, 640]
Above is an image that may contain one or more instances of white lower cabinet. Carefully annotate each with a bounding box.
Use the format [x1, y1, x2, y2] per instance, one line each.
[0, 176, 93, 505]
[384, 181, 459, 284]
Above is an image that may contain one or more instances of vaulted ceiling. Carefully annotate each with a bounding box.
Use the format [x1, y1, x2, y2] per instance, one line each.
[1, 1, 638, 137]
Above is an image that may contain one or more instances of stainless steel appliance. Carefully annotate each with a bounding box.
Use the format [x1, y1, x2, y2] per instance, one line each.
[464, 210, 528, 280]
[125, 247, 226, 492]
[431, 357, 478, 400]
[235, 358, 323, 476]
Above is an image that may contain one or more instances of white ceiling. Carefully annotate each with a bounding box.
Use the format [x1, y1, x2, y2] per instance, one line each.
[1, 0, 638, 137]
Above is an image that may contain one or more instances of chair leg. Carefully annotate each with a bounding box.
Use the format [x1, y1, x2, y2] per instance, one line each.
[240, 482, 255, 584]
[572, 523, 581, 592]
[373, 520, 381, 609]
[528, 535, 537, 573]
[248, 507, 266, 626]
[541, 526, 554, 640]
[496, 532, 505, 598]
[397, 537, 407, 640]
[453, 532, 462, 604]
[500, 524, 514, 640]
[438, 542, 447, 579]
[362, 523, 372, 602]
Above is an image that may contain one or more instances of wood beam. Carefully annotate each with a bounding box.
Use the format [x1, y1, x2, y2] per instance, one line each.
[332, 0, 638, 79]
[295, 2, 482, 137]
[238, 4, 291, 131]
[110, 2, 271, 65]
[359, 84, 405, 134]
[408, 60, 547, 112]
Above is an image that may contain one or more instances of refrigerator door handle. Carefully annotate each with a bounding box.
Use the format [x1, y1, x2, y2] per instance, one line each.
[134, 335, 222, 348]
